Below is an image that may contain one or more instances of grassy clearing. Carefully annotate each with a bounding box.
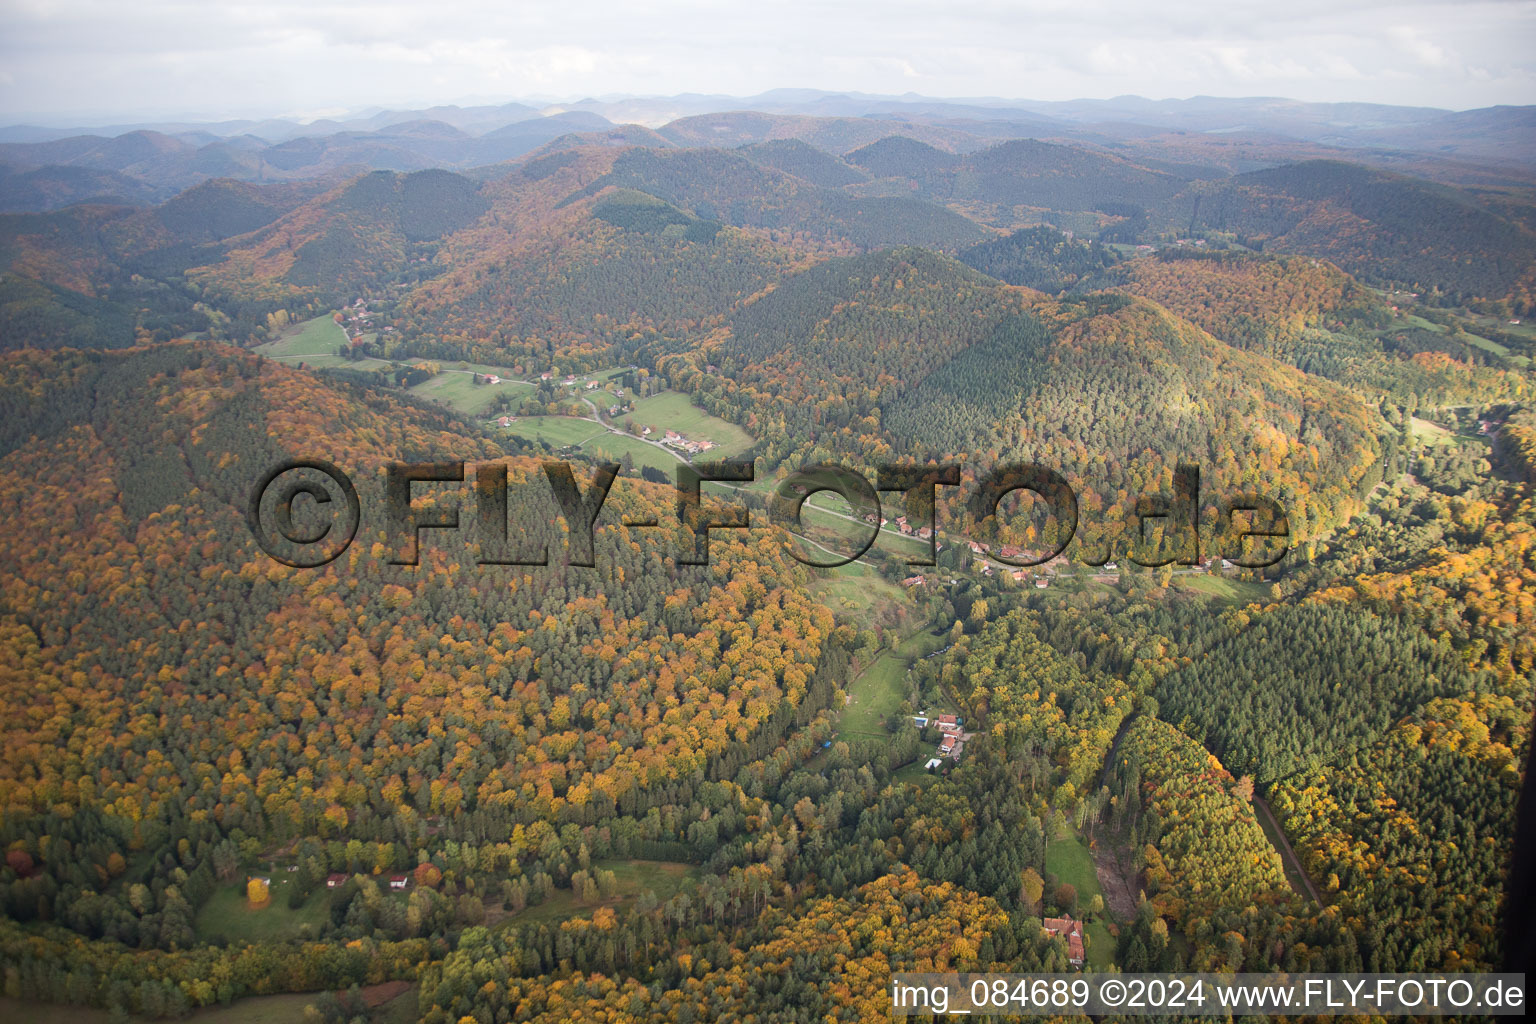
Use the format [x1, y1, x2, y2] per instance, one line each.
[1410, 416, 1453, 444]
[808, 568, 907, 631]
[891, 760, 942, 786]
[1045, 832, 1102, 902]
[580, 431, 681, 475]
[502, 859, 697, 927]
[1460, 331, 1511, 358]
[840, 649, 913, 741]
[253, 314, 390, 371]
[791, 501, 933, 561]
[407, 371, 529, 417]
[839, 628, 948, 743]
[504, 415, 609, 448]
[255, 314, 347, 359]
[445, 360, 521, 377]
[624, 390, 755, 457]
[0, 999, 112, 1024]
[1085, 920, 1115, 969]
[193, 875, 329, 944]
[1175, 572, 1270, 604]
[1045, 830, 1116, 966]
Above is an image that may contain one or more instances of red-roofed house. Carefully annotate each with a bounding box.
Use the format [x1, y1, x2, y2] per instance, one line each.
[1043, 915, 1085, 966]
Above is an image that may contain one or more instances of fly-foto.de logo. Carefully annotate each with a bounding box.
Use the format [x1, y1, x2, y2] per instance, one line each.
[248, 459, 1290, 570]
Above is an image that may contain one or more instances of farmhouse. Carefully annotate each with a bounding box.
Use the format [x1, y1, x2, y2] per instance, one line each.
[326, 873, 348, 889]
[389, 875, 409, 891]
[1043, 915, 1085, 966]
[901, 575, 925, 588]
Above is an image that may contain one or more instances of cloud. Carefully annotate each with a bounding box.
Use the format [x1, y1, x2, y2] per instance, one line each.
[1387, 25, 1454, 70]
[0, 0, 1531, 122]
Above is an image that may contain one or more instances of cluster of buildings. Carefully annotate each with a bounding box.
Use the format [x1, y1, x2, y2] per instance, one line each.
[654, 429, 718, 456]
[341, 299, 374, 342]
[913, 712, 967, 768]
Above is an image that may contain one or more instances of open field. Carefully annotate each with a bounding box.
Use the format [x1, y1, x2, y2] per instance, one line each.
[501, 859, 697, 927]
[624, 390, 755, 456]
[891, 759, 943, 786]
[1046, 830, 1115, 968]
[193, 875, 329, 944]
[839, 628, 948, 743]
[808, 563, 908, 631]
[254, 313, 347, 359]
[1410, 414, 1487, 448]
[1046, 832, 1102, 903]
[581, 431, 681, 475]
[840, 649, 912, 741]
[1174, 572, 1270, 603]
[1411, 415, 1453, 444]
[254, 314, 392, 371]
[407, 370, 528, 417]
[503, 415, 609, 448]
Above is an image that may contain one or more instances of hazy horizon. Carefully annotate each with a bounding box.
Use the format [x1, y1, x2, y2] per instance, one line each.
[1, 87, 1527, 133]
[3, 1, 1533, 125]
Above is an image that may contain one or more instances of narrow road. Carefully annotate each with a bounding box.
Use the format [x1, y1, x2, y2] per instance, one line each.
[1253, 793, 1324, 905]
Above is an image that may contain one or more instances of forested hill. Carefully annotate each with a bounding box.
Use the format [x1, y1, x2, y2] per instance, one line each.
[189, 168, 490, 318]
[959, 224, 1121, 292]
[566, 145, 990, 251]
[1163, 161, 1536, 308]
[0, 340, 836, 826]
[677, 245, 1388, 547]
[1087, 250, 1531, 404]
[737, 138, 870, 187]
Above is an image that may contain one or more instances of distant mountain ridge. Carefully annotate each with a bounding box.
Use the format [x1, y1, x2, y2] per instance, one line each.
[4, 92, 1532, 214]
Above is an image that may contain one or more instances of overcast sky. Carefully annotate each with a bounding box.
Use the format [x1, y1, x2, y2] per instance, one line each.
[2, 0, 1533, 124]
